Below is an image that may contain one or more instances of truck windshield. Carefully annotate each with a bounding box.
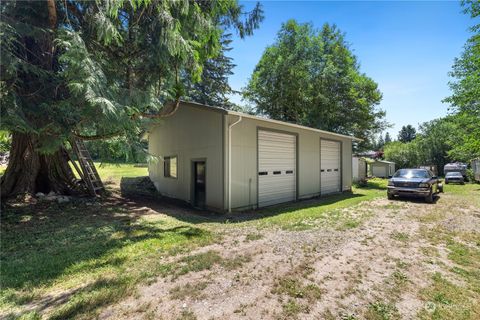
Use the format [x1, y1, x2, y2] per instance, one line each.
[393, 169, 429, 179]
[446, 172, 462, 177]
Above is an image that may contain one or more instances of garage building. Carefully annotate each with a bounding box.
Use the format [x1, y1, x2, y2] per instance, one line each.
[369, 160, 396, 178]
[148, 102, 360, 212]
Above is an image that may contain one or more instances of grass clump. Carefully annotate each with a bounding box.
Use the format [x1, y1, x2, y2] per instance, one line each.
[392, 270, 408, 285]
[390, 232, 409, 242]
[365, 301, 400, 320]
[175, 251, 223, 276]
[171, 251, 252, 278]
[279, 299, 309, 319]
[272, 277, 322, 302]
[177, 309, 197, 320]
[170, 281, 209, 300]
[245, 233, 263, 241]
[221, 254, 252, 271]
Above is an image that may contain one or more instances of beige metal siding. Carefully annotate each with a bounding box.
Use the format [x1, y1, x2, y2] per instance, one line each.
[258, 130, 296, 207]
[148, 104, 224, 210]
[230, 115, 353, 210]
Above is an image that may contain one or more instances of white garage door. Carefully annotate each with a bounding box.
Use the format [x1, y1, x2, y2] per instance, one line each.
[258, 130, 296, 207]
[372, 165, 387, 178]
[321, 140, 341, 195]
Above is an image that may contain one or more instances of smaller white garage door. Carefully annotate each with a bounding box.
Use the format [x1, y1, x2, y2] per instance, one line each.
[321, 140, 341, 194]
[258, 130, 296, 207]
[372, 165, 387, 178]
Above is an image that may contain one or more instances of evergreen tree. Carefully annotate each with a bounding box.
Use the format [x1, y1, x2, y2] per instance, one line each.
[0, 0, 263, 198]
[243, 20, 387, 147]
[377, 135, 385, 150]
[398, 125, 417, 143]
[384, 132, 392, 144]
[184, 33, 238, 109]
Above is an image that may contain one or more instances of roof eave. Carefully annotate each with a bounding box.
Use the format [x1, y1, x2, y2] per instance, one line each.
[226, 110, 363, 142]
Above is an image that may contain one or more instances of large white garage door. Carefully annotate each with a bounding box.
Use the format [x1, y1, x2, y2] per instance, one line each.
[321, 140, 341, 195]
[258, 130, 296, 207]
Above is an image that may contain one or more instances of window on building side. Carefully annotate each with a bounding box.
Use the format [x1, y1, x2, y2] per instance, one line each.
[164, 156, 177, 178]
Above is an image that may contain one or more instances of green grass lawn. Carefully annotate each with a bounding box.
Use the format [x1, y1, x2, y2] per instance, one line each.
[72, 162, 148, 183]
[0, 162, 147, 182]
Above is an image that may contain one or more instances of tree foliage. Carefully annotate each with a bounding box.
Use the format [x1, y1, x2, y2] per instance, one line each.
[444, 0, 479, 117]
[243, 20, 387, 147]
[184, 32, 238, 109]
[0, 0, 263, 197]
[1, 0, 262, 148]
[442, 0, 480, 161]
[397, 125, 417, 143]
[384, 116, 473, 174]
[383, 141, 419, 169]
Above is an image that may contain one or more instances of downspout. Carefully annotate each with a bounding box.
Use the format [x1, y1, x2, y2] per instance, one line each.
[228, 115, 242, 213]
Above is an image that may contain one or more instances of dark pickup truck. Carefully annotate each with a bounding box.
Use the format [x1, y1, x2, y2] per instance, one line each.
[387, 168, 443, 203]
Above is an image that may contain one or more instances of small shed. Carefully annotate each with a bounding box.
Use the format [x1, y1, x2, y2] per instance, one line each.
[419, 165, 438, 176]
[352, 157, 367, 182]
[472, 158, 480, 182]
[369, 160, 395, 178]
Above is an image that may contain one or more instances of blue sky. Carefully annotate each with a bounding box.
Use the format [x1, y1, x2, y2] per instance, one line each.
[227, 1, 472, 138]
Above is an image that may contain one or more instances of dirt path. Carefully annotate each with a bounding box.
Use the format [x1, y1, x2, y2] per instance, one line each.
[100, 193, 480, 320]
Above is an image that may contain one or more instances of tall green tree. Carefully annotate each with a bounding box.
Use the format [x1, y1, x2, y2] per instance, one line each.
[384, 141, 419, 169]
[385, 117, 457, 174]
[397, 125, 417, 143]
[184, 32, 238, 109]
[444, 0, 479, 117]
[384, 132, 392, 145]
[415, 118, 456, 174]
[443, 0, 480, 160]
[377, 135, 385, 150]
[243, 20, 386, 147]
[0, 0, 263, 197]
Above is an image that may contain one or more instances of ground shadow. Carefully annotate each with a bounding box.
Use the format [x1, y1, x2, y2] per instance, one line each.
[389, 194, 441, 204]
[119, 176, 368, 225]
[0, 197, 207, 291]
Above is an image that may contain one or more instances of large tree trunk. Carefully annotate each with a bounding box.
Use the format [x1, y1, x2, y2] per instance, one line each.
[1, 132, 87, 198]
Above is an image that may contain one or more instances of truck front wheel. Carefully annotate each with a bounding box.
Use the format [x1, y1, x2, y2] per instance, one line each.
[425, 191, 434, 203]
